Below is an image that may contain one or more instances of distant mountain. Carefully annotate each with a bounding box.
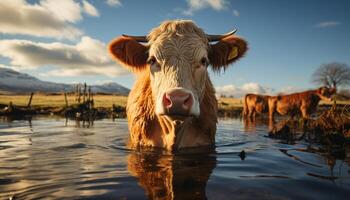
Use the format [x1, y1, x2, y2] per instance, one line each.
[0, 68, 130, 95]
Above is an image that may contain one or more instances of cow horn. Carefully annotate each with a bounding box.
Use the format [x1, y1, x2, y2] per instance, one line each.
[207, 29, 237, 42]
[122, 34, 147, 42]
[122, 29, 237, 42]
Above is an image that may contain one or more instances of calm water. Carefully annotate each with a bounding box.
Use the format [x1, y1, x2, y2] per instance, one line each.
[0, 116, 349, 200]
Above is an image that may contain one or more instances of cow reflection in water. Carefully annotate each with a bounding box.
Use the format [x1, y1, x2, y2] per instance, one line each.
[127, 149, 216, 200]
[243, 117, 272, 133]
[244, 117, 290, 135]
[244, 117, 291, 139]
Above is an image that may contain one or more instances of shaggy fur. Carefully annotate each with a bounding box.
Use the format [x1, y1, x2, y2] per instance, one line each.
[268, 87, 336, 119]
[126, 68, 218, 149]
[109, 20, 247, 150]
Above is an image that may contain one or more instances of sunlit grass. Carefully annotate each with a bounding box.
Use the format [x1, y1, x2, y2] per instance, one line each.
[0, 94, 348, 110]
[217, 97, 244, 109]
[0, 94, 127, 108]
[319, 100, 350, 105]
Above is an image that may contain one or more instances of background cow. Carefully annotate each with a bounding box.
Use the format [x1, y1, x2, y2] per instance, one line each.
[243, 94, 270, 119]
[109, 20, 247, 150]
[268, 86, 336, 120]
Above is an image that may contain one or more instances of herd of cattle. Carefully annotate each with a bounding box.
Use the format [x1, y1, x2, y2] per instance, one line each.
[243, 86, 336, 120]
[108, 20, 336, 150]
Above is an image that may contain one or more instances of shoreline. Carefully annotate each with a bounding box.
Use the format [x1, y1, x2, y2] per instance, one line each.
[0, 94, 348, 118]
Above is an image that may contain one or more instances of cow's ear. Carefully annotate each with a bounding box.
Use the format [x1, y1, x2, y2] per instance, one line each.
[108, 36, 148, 71]
[208, 35, 247, 71]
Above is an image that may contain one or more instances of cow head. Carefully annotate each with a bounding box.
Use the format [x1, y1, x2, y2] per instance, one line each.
[316, 86, 337, 101]
[109, 20, 247, 118]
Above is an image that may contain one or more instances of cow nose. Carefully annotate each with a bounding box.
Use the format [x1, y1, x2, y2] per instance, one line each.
[163, 90, 193, 115]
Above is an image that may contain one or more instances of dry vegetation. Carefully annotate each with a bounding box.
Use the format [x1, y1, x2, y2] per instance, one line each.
[310, 104, 350, 140]
[0, 94, 246, 111]
[0, 94, 127, 108]
[0, 94, 349, 110]
[218, 97, 244, 109]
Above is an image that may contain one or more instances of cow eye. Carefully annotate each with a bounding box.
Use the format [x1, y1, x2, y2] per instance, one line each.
[147, 56, 157, 65]
[200, 57, 209, 66]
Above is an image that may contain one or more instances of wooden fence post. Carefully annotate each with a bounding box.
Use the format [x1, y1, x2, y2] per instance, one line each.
[88, 86, 91, 102]
[83, 83, 87, 103]
[78, 86, 81, 103]
[64, 92, 69, 108]
[75, 84, 79, 103]
[27, 92, 34, 108]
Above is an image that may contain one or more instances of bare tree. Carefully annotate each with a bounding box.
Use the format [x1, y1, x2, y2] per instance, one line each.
[312, 62, 350, 90]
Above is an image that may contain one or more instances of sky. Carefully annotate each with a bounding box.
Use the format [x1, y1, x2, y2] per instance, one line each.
[0, 0, 349, 97]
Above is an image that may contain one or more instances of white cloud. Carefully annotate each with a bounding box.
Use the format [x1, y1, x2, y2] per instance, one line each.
[315, 21, 341, 28]
[40, 67, 125, 78]
[0, 37, 128, 77]
[106, 0, 122, 7]
[216, 82, 274, 98]
[93, 79, 116, 85]
[40, 0, 82, 23]
[0, 0, 100, 40]
[0, 63, 37, 71]
[82, 0, 100, 17]
[0, 64, 17, 70]
[215, 83, 311, 98]
[232, 9, 239, 17]
[241, 82, 268, 94]
[183, 0, 228, 16]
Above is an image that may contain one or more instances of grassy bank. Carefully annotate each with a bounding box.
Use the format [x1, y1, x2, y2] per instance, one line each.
[0, 94, 127, 108]
[0, 94, 247, 110]
[0, 94, 349, 111]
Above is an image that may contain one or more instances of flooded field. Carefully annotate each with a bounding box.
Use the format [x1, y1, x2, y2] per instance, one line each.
[0, 116, 349, 199]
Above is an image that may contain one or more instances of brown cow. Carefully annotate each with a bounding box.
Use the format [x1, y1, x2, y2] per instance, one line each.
[109, 20, 247, 150]
[268, 86, 336, 120]
[243, 94, 270, 119]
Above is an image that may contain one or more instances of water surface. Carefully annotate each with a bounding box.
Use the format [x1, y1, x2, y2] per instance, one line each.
[0, 116, 349, 199]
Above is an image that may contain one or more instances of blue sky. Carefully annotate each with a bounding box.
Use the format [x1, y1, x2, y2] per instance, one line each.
[0, 0, 349, 96]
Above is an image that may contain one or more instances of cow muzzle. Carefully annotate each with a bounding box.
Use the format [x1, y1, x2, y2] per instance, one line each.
[162, 88, 194, 117]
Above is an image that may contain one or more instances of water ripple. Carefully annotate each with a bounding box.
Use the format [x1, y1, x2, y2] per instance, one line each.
[0, 117, 349, 199]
